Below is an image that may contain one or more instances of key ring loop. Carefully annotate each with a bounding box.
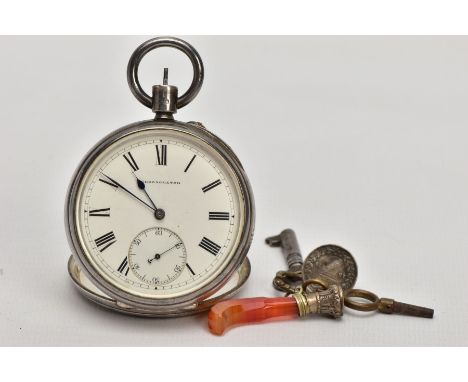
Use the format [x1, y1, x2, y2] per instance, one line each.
[302, 278, 329, 291]
[344, 289, 380, 312]
[273, 270, 303, 294]
[127, 37, 204, 109]
[277, 270, 303, 281]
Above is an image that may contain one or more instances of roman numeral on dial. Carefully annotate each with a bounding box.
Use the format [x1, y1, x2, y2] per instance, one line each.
[156, 144, 167, 165]
[199, 237, 221, 256]
[89, 208, 110, 217]
[184, 155, 196, 172]
[94, 231, 116, 252]
[186, 263, 195, 276]
[117, 257, 129, 276]
[209, 212, 230, 220]
[202, 179, 221, 193]
[123, 151, 139, 171]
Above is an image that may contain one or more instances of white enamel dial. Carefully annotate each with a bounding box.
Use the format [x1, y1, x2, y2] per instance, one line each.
[75, 128, 245, 299]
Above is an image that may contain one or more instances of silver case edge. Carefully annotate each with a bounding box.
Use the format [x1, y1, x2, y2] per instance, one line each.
[65, 119, 255, 316]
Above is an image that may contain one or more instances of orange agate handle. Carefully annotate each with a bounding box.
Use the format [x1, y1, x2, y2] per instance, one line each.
[208, 296, 299, 335]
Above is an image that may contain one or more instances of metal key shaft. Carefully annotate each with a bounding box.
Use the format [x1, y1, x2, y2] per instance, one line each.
[378, 297, 434, 318]
[266, 228, 303, 272]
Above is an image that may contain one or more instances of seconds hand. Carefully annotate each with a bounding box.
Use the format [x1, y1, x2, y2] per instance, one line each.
[148, 242, 182, 263]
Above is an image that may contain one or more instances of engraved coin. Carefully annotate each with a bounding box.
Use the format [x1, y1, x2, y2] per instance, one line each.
[303, 245, 358, 292]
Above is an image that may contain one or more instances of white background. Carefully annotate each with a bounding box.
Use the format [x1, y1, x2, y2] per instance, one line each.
[0, 36, 467, 346]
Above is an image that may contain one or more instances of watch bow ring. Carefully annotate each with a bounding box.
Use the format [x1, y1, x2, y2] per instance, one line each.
[127, 36, 204, 110]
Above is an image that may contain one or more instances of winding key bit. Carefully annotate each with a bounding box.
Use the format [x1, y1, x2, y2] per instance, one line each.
[378, 297, 434, 318]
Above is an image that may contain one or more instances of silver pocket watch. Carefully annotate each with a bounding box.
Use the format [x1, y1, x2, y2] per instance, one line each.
[65, 37, 255, 317]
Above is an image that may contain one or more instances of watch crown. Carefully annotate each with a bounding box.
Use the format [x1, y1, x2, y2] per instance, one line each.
[152, 68, 178, 118]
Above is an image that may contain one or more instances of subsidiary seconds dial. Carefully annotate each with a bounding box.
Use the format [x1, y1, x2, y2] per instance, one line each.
[128, 227, 187, 285]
